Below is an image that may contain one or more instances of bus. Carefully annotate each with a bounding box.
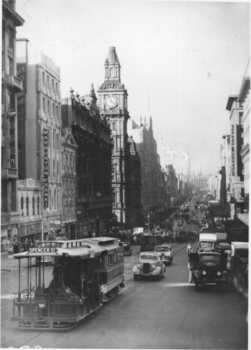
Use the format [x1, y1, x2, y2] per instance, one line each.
[11, 237, 125, 330]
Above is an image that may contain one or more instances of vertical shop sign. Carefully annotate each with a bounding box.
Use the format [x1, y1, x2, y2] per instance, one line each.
[231, 124, 235, 176]
[9, 112, 16, 168]
[44, 128, 49, 208]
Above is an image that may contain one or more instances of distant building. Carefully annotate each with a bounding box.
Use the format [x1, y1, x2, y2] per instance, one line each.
[189, 171, 209, 190]
[128, 116, 162, 215]
[1, 1, 24, 247]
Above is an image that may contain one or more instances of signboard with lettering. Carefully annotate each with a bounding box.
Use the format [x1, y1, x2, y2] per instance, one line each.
[43, 128, 49, 208]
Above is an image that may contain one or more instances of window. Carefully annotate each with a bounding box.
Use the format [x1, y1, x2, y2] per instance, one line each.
[49, 189, 51, 209]
[47, 75, 49, 88]
[53, 159, 55, 177]
[52, 103, 54, 116]
[21, 197, 24, 216]
[43, 98, 45, 112]
[54, 189, 56, 209]
[42, 72, 45, 85]
[52, 79, 54, 92]
[57, 160, 59, 174]
[57, 133, 59, 149]
[26, 197, 29, 216]
[53, 130, 55, 148]
[32, 197, 35, 215]
[47, 100, 50, 115]
[37, 197, 40, 215]
[56, 105, 58, 118]
[8, 57, 13, 75]
[56, 82, 58, 94]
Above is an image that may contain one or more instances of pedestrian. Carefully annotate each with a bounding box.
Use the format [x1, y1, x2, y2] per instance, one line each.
[13, 241, 19, 254]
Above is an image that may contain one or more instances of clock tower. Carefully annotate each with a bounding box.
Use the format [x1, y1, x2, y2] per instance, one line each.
[98, 47, 130, 227]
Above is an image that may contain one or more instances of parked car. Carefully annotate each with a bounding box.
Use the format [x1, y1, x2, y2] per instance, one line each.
[154, 245, 173, 265]
[133, 251, 165, 281]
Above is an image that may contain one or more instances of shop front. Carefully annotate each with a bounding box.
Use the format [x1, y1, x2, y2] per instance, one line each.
[19, 222, 42, 246]
[1, 224, 18, 253]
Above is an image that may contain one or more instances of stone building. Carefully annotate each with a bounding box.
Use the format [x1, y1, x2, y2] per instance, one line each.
[1, 0, 24, 248]
[61, 127, 78, 239]
[16, 39, 62, 241]
[97, 47, 142, 229]
[61, 85, 113, 237]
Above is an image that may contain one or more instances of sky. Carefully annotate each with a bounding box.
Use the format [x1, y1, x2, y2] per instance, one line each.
[15, 0, 250, 176]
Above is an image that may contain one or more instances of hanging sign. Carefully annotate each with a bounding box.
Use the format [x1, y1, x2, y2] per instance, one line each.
[43, 128, 49, 208]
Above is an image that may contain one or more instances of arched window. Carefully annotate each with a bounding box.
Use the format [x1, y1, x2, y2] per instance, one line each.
[26, 197, 29, 216]
[32, 197, 35, 215]
[54, 189, 56, 208]
[49, 189, 51, 209]
[37, 197, 40, 215]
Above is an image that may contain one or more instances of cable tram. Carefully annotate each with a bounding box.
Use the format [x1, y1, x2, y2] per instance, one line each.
[11, 237, 124, 330]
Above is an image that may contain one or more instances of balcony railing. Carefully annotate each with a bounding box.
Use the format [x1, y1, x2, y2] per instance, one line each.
[5, 74, 23, 92]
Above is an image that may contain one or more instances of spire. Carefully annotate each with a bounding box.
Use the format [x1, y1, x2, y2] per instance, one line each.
[104, 47, 121, 82]
[89, 83, 97, 103]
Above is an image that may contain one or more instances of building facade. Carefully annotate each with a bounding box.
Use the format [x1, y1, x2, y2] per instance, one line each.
[1, 0, 24, 248]
[61, 85, 113, 237]
[226, 95, 245, 212]
[128, 116, 162, 215]
[61, 127, 78, 239]
[16, 40, 62, 241]
[97, 47, 141, 229]
[238, 59, 250, 211]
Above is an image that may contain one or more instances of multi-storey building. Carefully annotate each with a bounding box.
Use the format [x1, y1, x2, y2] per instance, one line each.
[238, 59, 250, 211]
[61, 127, 78, 239]
[1, 0, 24, 248]
[165, 164, 178, 203]
[16, 39, 62, 241]
[61, 85, 113, 237]
[97, 47, 142, 229]
[128, 116, 162, 215]
[226, 95, 245, 212]
[189, 171, 209, 190]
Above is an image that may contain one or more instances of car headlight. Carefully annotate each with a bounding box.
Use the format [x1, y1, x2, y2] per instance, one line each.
[38, 301, 46, 308]
[217, 271, 221, 276]
[138, 264, 142, 269]
[152, 264, 156, 269]
[202, 271, 207, 275]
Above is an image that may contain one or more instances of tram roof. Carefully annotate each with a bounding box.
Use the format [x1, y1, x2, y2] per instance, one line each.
[13, 237, 121, 259]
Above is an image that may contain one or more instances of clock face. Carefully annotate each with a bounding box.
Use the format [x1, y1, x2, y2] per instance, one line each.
[105, 95, 118, 109]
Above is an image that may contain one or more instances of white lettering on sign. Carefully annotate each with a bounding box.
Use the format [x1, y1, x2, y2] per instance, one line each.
[231, 125, 235, 176]
[30, 247, 56, 253]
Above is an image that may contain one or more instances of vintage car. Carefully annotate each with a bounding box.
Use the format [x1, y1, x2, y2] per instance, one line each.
[133, 251, 165, 281]
[154, 245, 173, 265]
[122, 241, 132, 256]
[190, 251, 229, 291]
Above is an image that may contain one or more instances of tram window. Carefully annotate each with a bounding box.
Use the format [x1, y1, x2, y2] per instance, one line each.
[108, 255, 113, 266]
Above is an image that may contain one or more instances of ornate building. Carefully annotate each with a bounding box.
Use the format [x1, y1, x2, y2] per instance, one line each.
[61, 85, 113, 237]
[61, 128, 78, 239]
[1, 1, 24, 248]
[97, 47, 142, 229]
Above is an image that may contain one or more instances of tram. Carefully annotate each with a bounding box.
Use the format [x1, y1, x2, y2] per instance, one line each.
[11, 237, 124, 330]
[139, 234, 162, 252]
